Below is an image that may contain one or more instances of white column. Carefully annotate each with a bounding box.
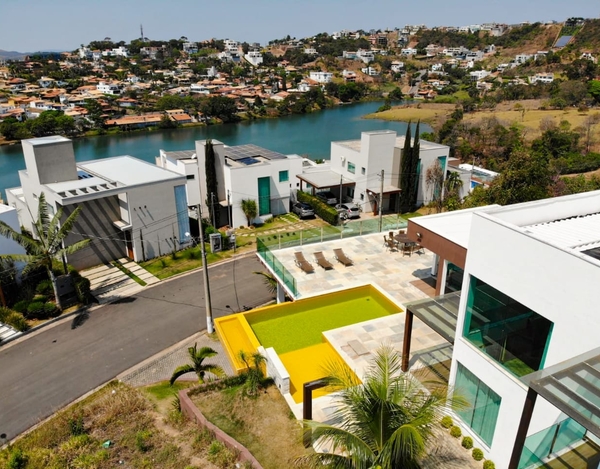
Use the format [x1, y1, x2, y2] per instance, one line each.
[276, 282, 285, 304]
[431, 253, 439, 276]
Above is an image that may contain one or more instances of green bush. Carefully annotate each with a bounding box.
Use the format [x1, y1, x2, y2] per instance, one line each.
[12, 300, 30, 314]
[135, 430, 153, 452]
[68, 415, 86, 436]
[450, 426, 462, 438]
[7, 448, 28, 469]
[297, 191, 339, 225]
[440, 415, 453, 428]
[483, 460, 495, 469]
[43, 302, 59, 318]
[26, 301, 46, 319]
[36, 279, 54, 297]
[73, 276, 92, 305]
[461, 436, 473, 449]
[472, 448, 484, 461]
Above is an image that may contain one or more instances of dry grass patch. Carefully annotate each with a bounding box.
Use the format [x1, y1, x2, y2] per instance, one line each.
[0, 381, 193, 469]
[364, 103, 455, 127]
[192, 385, 313, 469]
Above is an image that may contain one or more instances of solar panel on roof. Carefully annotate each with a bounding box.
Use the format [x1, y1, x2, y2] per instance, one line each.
[225, 144, 287, 161]
[238, 157, 261, 165]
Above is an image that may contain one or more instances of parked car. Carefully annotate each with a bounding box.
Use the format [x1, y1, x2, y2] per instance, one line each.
[292, 202, 315, 218]
[316, 191, 337, 205]
[336, 203, 361, 219]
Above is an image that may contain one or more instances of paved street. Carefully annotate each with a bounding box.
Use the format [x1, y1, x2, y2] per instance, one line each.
[0, 255, 272, 441]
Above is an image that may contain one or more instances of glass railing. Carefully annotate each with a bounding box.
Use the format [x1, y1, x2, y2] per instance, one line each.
[256, 214, 408, 252]
[519, 417, 587, 469]
[256, 238, 299, 298]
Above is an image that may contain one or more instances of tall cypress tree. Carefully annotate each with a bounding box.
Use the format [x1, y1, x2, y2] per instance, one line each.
[408, 121, 421, 210]
[398, 123, 413, 213]
[204, 139, 220, 228]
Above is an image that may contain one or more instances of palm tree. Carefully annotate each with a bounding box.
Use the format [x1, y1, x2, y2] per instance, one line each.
[170, 343, 225, 385]
[297, 345, 455, 469]
[241, 199, 258, 227]
[253, 271, 277, 296]
[0, 193, 90, 310]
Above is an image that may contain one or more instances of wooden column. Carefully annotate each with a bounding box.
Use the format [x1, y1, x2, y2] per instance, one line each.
[508, 387, 538, 469]
[402, 310, 414, 372]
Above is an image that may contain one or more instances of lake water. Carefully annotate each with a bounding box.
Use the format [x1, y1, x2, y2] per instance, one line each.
[0, 101, 425, 199]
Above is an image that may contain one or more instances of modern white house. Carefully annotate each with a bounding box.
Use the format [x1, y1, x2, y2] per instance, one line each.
[308, 71, 333, 83]
[96, 82, 122, 95]
[405, 191, 600, 468]
[244, 50, 263, 67]
[156, 141, 304, 228]
[298, 130, 451, 214]
[6, 136, 189, 269]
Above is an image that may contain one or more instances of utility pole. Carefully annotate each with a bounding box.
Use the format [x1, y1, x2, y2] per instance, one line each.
[378, 170, 384, 232]
[196, 201, 214, 333]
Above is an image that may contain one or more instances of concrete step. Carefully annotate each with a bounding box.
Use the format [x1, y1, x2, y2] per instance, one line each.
[88, 270, 128, 287]
[84, 267, 124, 282]
[89, 273, 130, 290]
[80, 263, 113, 277]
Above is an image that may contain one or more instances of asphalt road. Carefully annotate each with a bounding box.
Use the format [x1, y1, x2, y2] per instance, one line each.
[0, 255, 272, 441]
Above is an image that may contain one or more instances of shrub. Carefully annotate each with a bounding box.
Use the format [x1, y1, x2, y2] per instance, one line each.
[450, 426, 462, 438]
[26, 301, 46, 319]
[12, 300, 30, 314]
[483, 461, 495, 469]
[440, 415, 453, 428]
[462, 436, 473, 449]
[43, 302, 59, 318]
[36, 279, 54, 297]
[68, 415, 86, 436]
[135, 430, 153, 452]
[7, 448, 28, 469]
[472, 448, 484, 461]
[73, 276, 92, 305]
[5, 311, 30, 332]
[297, 191, 339, 225]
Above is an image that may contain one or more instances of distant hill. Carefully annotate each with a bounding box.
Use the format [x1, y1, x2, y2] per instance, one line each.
[0, 49, 67, 60]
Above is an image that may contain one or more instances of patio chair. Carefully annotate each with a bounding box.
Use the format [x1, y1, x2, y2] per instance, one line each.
[413, 243, 425, 254]
[385, 237, 398, 252]
[402, 242, 413, 257]
[314, 251, 334, 270]
[388, 231, 395, 240]
[333, 248, 353, 266]
[294, 252, 315, 273]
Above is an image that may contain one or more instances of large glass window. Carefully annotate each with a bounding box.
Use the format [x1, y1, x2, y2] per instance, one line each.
[348, 162, 356, 174]
[463, 276, 553, 378]
[174, 185, 190, 245]
[455, 362, 501, 446]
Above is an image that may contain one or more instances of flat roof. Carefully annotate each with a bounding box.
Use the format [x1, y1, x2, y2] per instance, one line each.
[23, 135, 71, 146]
[78, 156, 184, 186]
[410, 206, 500, 249]
[297, 169, 353, 189]
[523, 212, 600, 252]
[163, 150, 196, 160]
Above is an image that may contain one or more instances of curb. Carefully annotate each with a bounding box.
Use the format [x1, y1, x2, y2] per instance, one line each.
[0, 251, 259, 349]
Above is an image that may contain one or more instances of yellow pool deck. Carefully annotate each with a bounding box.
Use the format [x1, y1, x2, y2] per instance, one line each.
[280, 342, 359, 403]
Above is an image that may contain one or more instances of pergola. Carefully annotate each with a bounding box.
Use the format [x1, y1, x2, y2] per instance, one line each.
[508, 347, 600, 468]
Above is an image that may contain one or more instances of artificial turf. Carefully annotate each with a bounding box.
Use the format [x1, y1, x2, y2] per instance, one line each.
[247, 287, 400, 354]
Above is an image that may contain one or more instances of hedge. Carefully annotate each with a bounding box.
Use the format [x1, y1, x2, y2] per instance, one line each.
[297, 191, 339, 225]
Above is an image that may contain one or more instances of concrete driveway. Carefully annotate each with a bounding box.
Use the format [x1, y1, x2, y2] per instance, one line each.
[0, 255, 272, 441]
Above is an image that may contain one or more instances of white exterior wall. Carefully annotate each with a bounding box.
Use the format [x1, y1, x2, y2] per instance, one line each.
[226, 156, 303, 228]
[157, 151, 201, 206]
[415, 145, 450, 206]
[0, 204, 27, 259]
[449, 211, 600, 469]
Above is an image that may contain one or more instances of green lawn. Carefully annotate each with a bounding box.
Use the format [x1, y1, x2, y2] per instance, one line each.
[247, 288, 400, 354]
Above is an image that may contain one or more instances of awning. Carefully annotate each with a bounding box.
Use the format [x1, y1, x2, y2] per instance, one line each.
[521, 346, 600, 439]
[297, 171, 354, 189]
[366, 185, 402, 196]
[112, 219, 132, 231]
[405, 291, 461, 344]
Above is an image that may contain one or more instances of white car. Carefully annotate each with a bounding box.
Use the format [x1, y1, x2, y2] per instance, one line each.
[336, 203, 361, 219]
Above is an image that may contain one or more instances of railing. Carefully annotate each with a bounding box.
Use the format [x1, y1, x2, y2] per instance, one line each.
[257, 214, 409, 252]
[518, 417, 588, 469]
[256, 238, 299, 298]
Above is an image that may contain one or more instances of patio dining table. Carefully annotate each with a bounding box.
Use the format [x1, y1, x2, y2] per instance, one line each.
[394, 234, 412, 245]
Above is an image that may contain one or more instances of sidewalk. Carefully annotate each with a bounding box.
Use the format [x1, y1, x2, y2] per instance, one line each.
[119, 332, 234, 387]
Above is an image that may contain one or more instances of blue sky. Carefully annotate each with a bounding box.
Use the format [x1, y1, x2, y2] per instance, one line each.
[1, 0, 598, 52]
